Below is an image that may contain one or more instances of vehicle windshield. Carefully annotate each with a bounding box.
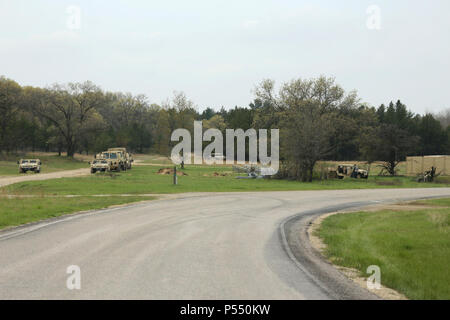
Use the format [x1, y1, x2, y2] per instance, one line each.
[30, 160, 37, 163]
[21, 160, 29, 163]
[102, 153, 117, 159]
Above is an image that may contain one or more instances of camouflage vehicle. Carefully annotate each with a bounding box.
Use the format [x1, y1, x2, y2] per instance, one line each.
[107, 147, 133, 169]
[17, 159, 41, 174]
[98, 150, 127, 171]
[328, 164, 369, 179]
[89, 158, 111, 174]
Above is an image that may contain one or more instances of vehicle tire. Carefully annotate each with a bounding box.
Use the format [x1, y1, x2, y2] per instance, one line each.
[91, 169, 96, 174]
[36, 170, 40, 174]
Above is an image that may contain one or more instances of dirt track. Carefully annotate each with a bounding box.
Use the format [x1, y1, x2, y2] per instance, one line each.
[0, 168, 90, 188]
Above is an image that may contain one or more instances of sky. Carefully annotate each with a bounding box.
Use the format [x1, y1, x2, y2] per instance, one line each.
[1, 0, 449, 114]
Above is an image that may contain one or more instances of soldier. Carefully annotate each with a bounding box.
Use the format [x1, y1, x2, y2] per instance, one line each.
[351, 164, 358, 178]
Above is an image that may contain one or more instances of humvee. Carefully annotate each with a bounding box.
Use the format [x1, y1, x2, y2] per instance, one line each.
[328, 164, 369, 179]
[89, 158, 111, 174]
[107, 147, 133, 169]
[98, 150, 126, 171]
[17, 159, 41, 174]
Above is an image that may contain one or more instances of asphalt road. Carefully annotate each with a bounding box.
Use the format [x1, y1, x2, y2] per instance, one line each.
[1, 188, 449, 299]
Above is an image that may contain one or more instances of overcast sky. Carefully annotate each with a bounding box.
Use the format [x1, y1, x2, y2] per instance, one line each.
[1, 0, 449, 114]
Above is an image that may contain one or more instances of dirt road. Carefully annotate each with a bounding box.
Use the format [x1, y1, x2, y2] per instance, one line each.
[0, 168, 90, 188]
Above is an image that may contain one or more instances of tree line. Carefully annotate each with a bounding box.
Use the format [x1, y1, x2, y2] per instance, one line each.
[1, 75, 449, 179]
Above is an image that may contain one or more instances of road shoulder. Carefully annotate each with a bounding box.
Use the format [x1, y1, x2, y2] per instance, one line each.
[281, 202, 381, 300]
[308, 206, 409, 300]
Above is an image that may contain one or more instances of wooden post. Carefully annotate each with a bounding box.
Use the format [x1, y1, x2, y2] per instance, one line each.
[173, 166, 177, 185]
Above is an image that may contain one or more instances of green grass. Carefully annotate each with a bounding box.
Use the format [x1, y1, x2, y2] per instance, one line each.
[318, 200, 450, 300]
[0, 154, 86, 176]
[3, 165, 450, 196]
[414, 198, 450, 207]
[138, 154, 174, 165]
[1, 161, 449, 232]
[0, 196, 155, 230]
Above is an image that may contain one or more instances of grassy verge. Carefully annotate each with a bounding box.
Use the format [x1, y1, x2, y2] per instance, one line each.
[135, 153, 174, 165]
[317, 198, 450, 299]
[0, 154, 86, 176]
[3, 165, 450, 196]
[0, 196, 155, 230]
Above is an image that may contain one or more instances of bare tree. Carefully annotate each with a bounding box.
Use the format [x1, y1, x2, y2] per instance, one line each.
[434, 108, 450, 128]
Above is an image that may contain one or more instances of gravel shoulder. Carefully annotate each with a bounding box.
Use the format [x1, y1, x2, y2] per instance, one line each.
[281, 201, 381, 300]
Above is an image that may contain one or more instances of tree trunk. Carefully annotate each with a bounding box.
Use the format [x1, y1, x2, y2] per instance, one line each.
[300, 165, 308, 182]
[308, 167, 314, 182]
[67, 140, 76, 158]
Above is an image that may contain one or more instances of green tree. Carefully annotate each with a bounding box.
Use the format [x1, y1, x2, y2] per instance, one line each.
[34, 81, 104, 157]
[254, 76, 357, 181]
[0, 76, 22, 152]
[200, 107, 216, 120]
[418, 114, 446, 155]
[224, 106, 254, 130]
[375, 124, 419, 175]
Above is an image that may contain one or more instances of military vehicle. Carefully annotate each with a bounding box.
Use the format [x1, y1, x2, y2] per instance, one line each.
[89, 158, 111, 174]
[98, 150, 126, 171]
[17, 159, 41, 174]
[107, 147, 133, 169]
[328, 164, 369, 179]
[416, 166, 437, 183]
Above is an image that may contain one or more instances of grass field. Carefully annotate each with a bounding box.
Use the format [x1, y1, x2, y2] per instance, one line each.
[1, 153, 449, 232]
[0, 154, 86, 176]
[317, 198, 450, 299]
[0, 196, 155, 230]
[3, 164, 450, 196]
[135, 153, 174, 165]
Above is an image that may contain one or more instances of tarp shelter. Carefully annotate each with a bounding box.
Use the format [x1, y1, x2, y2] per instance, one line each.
[406, 155, 450, 176]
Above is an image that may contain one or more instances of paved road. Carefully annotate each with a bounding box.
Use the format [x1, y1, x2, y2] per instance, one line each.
[0, 188, 449, 299]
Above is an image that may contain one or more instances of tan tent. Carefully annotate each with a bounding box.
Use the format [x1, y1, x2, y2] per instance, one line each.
[406, 155, 450, 176]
